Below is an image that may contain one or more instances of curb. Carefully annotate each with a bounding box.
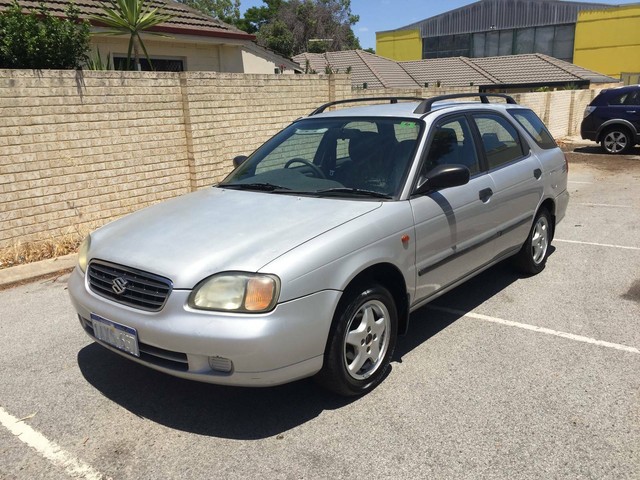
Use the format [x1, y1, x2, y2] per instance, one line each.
[0, 253, 78, 288]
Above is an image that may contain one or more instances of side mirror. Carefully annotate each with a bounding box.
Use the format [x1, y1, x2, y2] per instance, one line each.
[233, 155, 248, 168]
[414, 164, 470, 196]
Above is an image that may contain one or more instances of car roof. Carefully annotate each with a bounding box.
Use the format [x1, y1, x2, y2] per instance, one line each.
[599, 84, 640, 95]
[307, 99, 522, 120]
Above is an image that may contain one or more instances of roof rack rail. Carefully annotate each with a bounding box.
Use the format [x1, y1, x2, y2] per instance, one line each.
[414, 93, 517, 115]
[309, 97, 425, 116]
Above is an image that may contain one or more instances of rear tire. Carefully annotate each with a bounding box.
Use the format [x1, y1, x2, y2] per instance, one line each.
[315, 283, 397, 396]
[600, 127, 632, 154]
[514, 208, 552, 275]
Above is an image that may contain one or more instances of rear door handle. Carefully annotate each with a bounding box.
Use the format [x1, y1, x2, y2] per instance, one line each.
[626, 110, 637, 114]
[534, 168, 542, 179]
[479, 188, 493, 202]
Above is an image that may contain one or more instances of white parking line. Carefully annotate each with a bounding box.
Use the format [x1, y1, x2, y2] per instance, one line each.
[555, 239, 640, 251]
[574, 202, 633, 209]
[429, 306, 640, 355]
[0, 406, 109, 480]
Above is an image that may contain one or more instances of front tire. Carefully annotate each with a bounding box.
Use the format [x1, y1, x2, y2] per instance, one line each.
[515, 208, 552, 275]
[315, 284, 398, 396]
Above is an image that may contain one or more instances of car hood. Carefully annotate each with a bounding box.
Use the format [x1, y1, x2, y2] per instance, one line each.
[89, 188, 381, 288]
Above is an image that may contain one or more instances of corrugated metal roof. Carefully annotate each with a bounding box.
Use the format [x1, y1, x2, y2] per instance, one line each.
[388, 0, 621, 37]
[293, 50, 619, 88]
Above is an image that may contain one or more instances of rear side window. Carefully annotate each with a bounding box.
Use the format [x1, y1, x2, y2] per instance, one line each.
[473, 114, 526, 169]
[508, 109, 557, 149]
[608, 91, 640, 106]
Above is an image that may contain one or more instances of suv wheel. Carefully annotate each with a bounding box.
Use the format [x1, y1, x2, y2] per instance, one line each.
[601, 127, 632, 154]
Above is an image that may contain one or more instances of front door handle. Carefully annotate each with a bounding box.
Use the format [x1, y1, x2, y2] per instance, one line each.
[534, 168, 542, 179]
[479, 188, 493, 202]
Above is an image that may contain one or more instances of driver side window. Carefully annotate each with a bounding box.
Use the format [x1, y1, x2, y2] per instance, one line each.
[421, 117, 480, 176]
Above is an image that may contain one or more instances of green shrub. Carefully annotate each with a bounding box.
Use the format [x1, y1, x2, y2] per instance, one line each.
[0, 1, 90, 69]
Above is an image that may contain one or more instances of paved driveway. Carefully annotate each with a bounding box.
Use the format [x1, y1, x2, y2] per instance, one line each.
[1, 149, 639, 480]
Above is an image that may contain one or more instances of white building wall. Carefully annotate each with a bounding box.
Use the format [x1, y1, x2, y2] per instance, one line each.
[241, 49, 278, 74]
[91, 36, 222, 71]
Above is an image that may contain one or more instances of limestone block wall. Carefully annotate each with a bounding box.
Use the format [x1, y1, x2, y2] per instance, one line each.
[1, 70, 191, 248]
[0, 69, 601, 250]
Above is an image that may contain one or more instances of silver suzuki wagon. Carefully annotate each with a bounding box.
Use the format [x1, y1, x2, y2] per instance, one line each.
[68, 94, 569, 396]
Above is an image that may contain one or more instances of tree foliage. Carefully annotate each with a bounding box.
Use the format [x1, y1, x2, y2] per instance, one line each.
[235, 0, 283, 34]
[0, 1, 90, 69]
[238, 0, 360, 58]
[90, 0, 174, 71]
[176, 0, 240, 24]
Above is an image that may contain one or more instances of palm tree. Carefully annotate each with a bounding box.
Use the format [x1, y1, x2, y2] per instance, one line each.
[91, 0, 174, 71]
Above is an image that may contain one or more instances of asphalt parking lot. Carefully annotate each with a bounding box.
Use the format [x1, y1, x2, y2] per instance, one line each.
[1, 145, 639, 480]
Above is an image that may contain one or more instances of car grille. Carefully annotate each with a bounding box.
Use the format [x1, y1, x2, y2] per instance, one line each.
[87, 260, 172, 312]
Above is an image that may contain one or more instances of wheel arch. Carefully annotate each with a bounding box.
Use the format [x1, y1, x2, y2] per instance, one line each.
[538, 198, 556, 241]
[340, 263, 410, 336]
[596, 120, 637, 142]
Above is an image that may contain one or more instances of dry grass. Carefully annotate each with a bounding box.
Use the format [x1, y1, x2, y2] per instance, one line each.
[0, 229, 86, 270]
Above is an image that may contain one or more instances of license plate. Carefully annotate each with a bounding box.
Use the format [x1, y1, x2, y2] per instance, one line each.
[90, 313, 140, 357]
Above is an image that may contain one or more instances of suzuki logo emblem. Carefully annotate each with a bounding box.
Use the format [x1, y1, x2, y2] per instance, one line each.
[112, 277, 128, 295]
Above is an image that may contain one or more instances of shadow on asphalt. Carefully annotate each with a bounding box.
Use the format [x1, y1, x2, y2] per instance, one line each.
[393, 256, 542, 360]
[78, 344, 356, 440]
[573, 145, 607, 155]
[77, 254, 551, 440]
[571, 145, 640, 156]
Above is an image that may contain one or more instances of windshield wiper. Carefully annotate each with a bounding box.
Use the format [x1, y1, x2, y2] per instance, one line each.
[315, 188, 392, 199]
[221, 182, 291, 192]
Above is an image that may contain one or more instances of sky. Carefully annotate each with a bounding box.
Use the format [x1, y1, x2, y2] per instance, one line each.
[239, 0, 640, 50]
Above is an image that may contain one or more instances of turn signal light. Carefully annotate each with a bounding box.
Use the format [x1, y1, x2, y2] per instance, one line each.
[245, 277, 276, 311]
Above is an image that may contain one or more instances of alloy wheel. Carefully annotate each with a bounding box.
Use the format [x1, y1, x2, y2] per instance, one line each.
[531, 216, 550, 265]
[343, 299, 390, 380]
[603, 131, 628, 154]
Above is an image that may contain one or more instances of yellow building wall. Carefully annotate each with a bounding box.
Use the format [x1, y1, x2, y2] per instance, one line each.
[376, 29, 422, 61]
[573, 5, 640, 80]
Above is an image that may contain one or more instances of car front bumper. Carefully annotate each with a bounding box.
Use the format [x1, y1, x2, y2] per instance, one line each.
[68, 267, 340, 386]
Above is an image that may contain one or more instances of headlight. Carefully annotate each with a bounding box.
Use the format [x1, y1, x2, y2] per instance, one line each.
[189, 273, 280, 313]
[77, 235, 91, 273]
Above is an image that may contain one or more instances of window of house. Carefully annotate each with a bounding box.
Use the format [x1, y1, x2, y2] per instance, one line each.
[113, 57, 184, 72]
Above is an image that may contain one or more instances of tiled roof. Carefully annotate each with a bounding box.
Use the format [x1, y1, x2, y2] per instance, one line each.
[295, 53, 330, 74]
[294, 50, 422, 89]
[294, 50, 619, 88]
[401, 57, 497, 87]
[470, 53, 614, 85]
[533, 54, 620, 85]
[0, 0, 255, 40]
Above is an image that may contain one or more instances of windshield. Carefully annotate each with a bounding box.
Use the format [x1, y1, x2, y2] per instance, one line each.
[219, 117, 423, 199]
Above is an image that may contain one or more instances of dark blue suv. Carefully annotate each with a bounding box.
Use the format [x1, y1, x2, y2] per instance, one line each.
[580, 85, 640, 154]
